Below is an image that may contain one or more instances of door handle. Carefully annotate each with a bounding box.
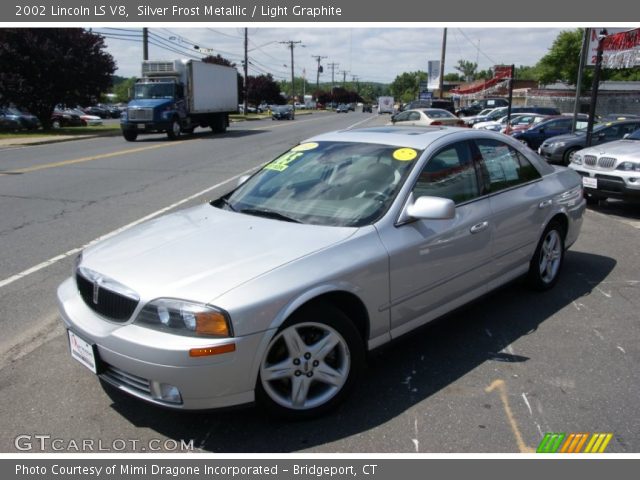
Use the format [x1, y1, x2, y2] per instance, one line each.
[538, 199, 553, 209]
[470, 221, 489, 234]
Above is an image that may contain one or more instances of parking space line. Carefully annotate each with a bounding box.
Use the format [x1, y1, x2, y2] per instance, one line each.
[0, 165, 259, 290]
[485, 379, 535, 453]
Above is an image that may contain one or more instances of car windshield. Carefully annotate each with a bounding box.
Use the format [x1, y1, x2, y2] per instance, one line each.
[423, 109, 455, 119]
[134, 82, 175, 99]
[218, 141, 420, 227]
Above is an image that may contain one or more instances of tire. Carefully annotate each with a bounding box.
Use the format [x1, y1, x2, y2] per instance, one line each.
[166, 119, 181, 140]
[52, 120, 61, 129]
[563, 147, 579, 166]
[527, 221, 565, 291]
[256, 304, 364, 419]
[122, 131, 138, 142]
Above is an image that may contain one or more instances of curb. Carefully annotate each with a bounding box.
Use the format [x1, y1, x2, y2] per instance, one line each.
[0, 130, 121, 148]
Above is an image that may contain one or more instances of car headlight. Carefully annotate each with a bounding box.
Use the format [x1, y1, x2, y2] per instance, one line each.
[135, 299, 232, 337]
[571, 153, 583, 165]
[551, 142, 567, 148]
[617, 161, 640, 172]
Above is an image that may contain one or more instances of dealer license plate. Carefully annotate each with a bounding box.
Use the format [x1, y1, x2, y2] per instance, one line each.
[582, 177, 598, 189]
[68, 330, 97, 374]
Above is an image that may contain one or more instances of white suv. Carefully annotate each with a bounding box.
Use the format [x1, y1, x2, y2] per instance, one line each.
[569, 128, 640, 203]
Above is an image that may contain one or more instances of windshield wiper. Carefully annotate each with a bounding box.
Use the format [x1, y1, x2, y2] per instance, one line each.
[211, 197, 236, 211]
[239, 208, 301, 223]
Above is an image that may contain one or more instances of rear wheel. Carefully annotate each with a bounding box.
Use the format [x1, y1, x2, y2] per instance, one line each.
[527, 221, 565, 291]
[256, 304, 364, 419]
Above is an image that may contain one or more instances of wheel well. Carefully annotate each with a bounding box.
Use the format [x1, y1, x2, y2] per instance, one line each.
[548, 213, 568, 240]
[292, 292, 369, 344]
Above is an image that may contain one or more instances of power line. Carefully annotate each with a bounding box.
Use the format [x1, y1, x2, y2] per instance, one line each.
[457, 29, 499, 66]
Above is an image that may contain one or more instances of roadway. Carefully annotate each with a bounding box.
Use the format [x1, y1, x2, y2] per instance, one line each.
[0, 111, 638, 453]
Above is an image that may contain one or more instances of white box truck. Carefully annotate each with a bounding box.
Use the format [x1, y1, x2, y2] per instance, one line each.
[121, 59, 238, 141]
[377, 96, 395, 115]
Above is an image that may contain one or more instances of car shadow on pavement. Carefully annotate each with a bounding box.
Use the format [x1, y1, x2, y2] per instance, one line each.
[104, 250, 616, 452]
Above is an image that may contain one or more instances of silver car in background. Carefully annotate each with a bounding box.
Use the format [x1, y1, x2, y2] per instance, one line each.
[58, 127, 585, 418]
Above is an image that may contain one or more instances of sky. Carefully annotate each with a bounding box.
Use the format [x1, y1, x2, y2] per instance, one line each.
[98, 27, 567, 84]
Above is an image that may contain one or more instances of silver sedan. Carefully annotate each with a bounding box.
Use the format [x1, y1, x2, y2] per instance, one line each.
[58, 126, 585, 418]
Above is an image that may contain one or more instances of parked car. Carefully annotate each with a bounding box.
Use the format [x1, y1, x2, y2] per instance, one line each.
[362, 104, 373, 113]
[511, 116, 589, 150]
[271, 105, 294, 120]
[599, 113, 640, 122]
[58, 126, 585, 418]
[569, 127, 640, 203]
[465, 106, 561, 127]
[538, 120, 640, 165]
[473, 113, 538, 131]
[455, 97, 509, 117]
[51, 109, 84, 128]
[431, 99, 456, 114]
[84, 105, 111, 119]
[503, 114, 553, 134]
[336, 104, 350, 113]
[390, 108, 466, 127]
[0, 107, 41, 131]
[66, 108, 103, 126]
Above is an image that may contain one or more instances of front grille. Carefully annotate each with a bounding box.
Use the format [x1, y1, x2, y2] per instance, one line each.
[584, 155, 597, 167]
[142, 62, 175, 75]
[127, 108, 153, 121]
[102, 364, 151, 396]
[76, 273, 138, 322]
[598, 157, 616, 169]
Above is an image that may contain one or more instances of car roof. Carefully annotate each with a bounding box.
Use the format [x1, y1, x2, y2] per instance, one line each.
[307, 126, 474, 149]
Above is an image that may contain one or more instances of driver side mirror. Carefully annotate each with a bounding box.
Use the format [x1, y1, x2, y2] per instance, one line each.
[391, 114, 397, 123]
[623, 133, 630, 139]
[403, 195, 455, 222]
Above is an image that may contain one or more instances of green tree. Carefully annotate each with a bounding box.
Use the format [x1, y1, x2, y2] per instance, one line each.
[112, 77, 137, 103]
[454, 60, 478, 82]
[0, 28, 115, 128]
[389, 71, 427, 103]
[444, 73, 463, 82]
[536, 29, 585, 86]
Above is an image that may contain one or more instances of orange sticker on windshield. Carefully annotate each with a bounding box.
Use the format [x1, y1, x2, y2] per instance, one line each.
[292, 142, 319, 152]
[393, 148, 417, 161]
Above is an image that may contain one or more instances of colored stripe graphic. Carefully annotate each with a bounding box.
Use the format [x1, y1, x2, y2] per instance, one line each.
[538, 433, 613, 453]
[537, 433, 565, 453]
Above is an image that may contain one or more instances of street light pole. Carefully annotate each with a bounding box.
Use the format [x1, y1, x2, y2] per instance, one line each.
[586, 29, 608, 148]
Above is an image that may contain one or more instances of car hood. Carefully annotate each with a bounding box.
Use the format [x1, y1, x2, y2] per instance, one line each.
[542, 132, 584, 144]
[81, 204, 357, 304]
[579, 139, 640, 156]
[127, 99, 173, 109]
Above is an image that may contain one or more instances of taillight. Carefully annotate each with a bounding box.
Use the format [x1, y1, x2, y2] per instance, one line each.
[431, 121, 442, 125]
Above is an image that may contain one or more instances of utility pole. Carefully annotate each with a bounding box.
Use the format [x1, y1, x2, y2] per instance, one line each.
[328, 62, 339, 107]
[572, 28, 590, 133]
[243, 28, 248, 115]
[280, 40, 302, 108]
[438, 28, 447, 98]
[311, 55, 327, 96]
[339, 70, 349, 87]
[586, 29, 608, 148]
[143, 28, 148, 61]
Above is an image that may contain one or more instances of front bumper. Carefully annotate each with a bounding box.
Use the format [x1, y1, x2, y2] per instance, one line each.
[57, 277, 269, 410]
[121, 120, 172, 134]
[538, 144, 567, 163]
[570, 166, 640, 200]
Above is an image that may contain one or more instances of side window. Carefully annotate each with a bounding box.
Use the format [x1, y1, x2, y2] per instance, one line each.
[475, 138, 541, 192]
[408, 111, 422, 121]
[393, 111, 411, 122]
[622, 123, 640, 135]
[413, 141, 479, 204]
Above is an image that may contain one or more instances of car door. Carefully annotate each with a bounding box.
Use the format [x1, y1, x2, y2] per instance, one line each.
[377, 140, 493, 337]
[534, 118, 572, 149]
[473, 138, 549, 288]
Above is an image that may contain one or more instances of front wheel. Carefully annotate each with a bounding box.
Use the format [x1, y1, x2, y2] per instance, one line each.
[166, 119, 181, 140]
[527, 221, 565, 291]
[256, 304, 364, 419]
[563, 147, 579, 166]
[122, 131, 138, 142]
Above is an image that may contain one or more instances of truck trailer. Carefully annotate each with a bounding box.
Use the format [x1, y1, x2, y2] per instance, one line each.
[121, 59, 238, 141]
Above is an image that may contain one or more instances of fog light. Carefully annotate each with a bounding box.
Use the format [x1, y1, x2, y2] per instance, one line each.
[150, 381, 182, 404]
[629, 178, 637, 183]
